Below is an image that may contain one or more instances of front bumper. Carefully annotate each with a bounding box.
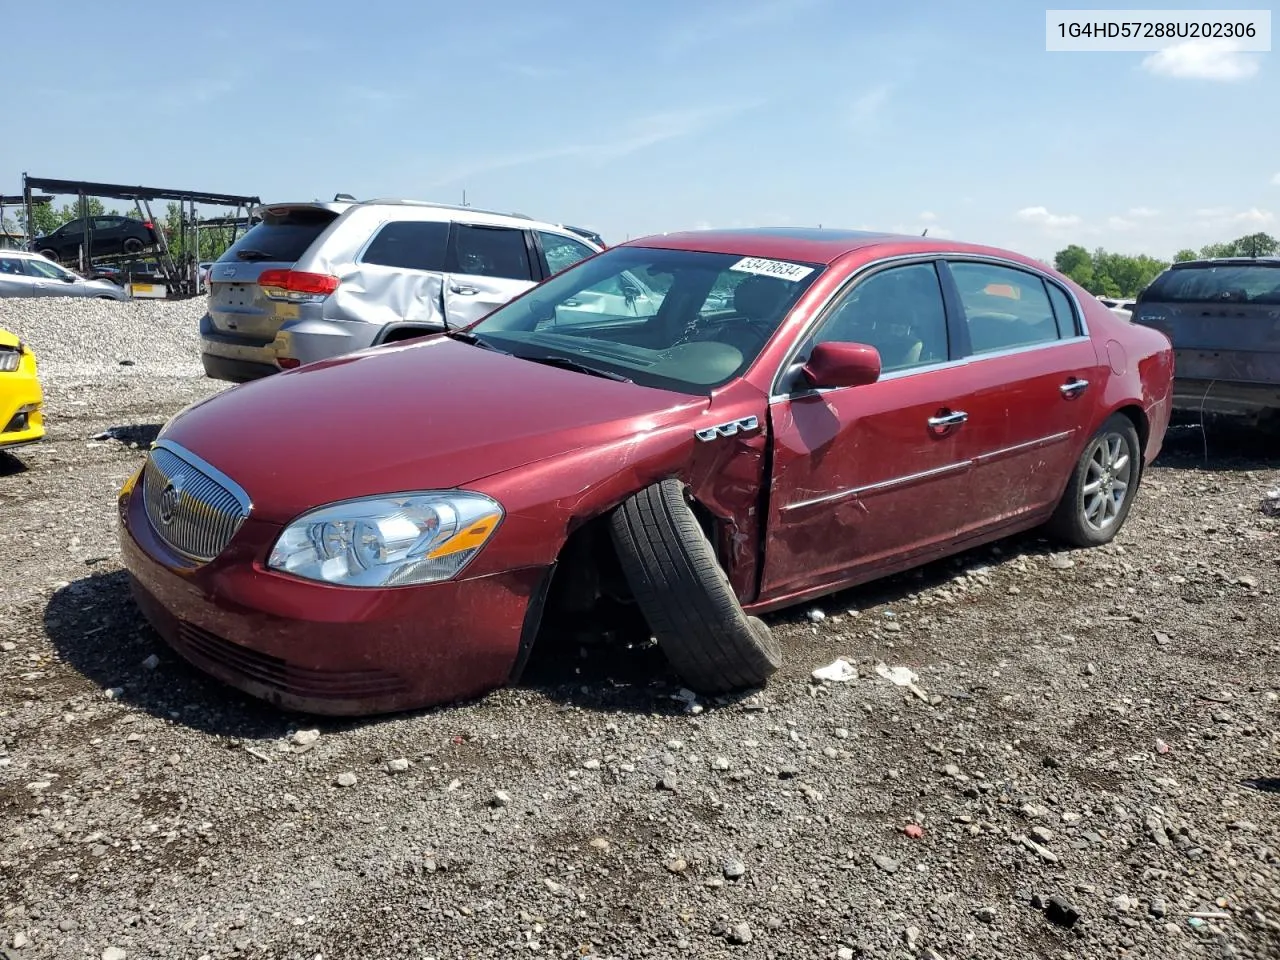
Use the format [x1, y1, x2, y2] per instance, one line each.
[0, 358, 45, 450]
[117, 476, 549, 716]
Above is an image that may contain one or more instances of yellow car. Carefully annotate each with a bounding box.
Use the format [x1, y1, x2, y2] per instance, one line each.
[0, 328, 44, 451]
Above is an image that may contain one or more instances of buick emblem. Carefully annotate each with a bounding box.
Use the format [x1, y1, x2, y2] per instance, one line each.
[159, 477, 184, 525]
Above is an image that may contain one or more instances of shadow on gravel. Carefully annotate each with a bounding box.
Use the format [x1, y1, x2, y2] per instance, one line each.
[0, 451, 31, 476]
[1242, 777, 1280, 794]
[1155, 422, 1280, 472]
[44, 570, 302, 741]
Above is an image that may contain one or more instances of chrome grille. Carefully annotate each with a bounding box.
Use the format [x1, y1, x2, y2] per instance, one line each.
[142, 440, 251, 562]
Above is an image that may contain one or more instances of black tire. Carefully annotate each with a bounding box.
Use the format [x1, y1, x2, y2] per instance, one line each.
[37, 248, 59, 262]
[122, 237, 144, 254]
[1047, 413, 1142, 548]
[609, 480, 781, 694]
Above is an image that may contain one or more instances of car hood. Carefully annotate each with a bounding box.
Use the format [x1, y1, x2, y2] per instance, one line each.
[161, 336, 708, 524]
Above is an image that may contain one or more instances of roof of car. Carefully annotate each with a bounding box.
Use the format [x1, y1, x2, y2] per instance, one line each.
[1169, 256, 1280, 268]
[618, 227, 1012, 265]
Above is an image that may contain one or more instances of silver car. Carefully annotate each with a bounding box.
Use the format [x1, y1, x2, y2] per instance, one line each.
[200, 198, 605, 382]
[0, 250, 130, 300]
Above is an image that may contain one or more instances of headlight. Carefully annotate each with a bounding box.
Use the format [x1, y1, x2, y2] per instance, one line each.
[267, 492, 503, 588]
[0, 348, 20, 372]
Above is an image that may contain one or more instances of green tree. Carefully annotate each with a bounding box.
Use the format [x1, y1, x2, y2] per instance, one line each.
[1235, 232, 1278, 257]
[1053, 244, 1094, 289]
[1172, 248, 1197, 262]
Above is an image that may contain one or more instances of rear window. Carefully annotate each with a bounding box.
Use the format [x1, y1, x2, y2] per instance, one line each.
[218, 208, 338, 264]
[1143, 264, 1280, 305]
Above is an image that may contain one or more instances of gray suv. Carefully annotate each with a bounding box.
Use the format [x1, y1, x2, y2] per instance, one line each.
[200, 198, 604, 382]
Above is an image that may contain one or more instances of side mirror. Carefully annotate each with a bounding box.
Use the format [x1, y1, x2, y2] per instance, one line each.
[801, 341, 881, 389]
[61, 274, 76, 282]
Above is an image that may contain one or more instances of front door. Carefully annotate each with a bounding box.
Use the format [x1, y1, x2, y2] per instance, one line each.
[762, 260, 977, 600]
[0, 256, 34, 297]
[442, 223, 537, 327]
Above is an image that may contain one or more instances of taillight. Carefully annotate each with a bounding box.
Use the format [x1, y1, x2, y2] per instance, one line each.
[257, 269, 340, 302]
[142, 221, 154, 230]
[278, 358, 301, 369]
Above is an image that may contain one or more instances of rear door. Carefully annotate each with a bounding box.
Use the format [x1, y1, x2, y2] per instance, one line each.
[939, 259, 1105, 531]
[206, 205, 340, 345]
[92, 217, 126, 254]
[441, 223, 537, 326]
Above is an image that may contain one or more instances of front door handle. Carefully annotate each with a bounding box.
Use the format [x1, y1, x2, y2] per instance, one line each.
[927, 410, 968, 428]
[1060, 378, 1090, 398]
[450, 284, 479, 295]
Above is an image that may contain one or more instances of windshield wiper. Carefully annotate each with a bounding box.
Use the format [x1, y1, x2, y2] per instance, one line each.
[235, 249, 277, 261]
[519, 353, 633, 382]
[445, 329, 507, 353]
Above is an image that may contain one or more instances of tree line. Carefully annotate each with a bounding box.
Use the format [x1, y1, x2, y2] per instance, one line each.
[1053, 231, 1278, 298]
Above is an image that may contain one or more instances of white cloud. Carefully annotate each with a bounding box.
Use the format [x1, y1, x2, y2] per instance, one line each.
[1107, 216, 1136, 231]
[919, 211, 938, 222]
[851, 84, 891, 123]
[1141, 39, 1259, 81]
[691, 221, 714, 230]
[1195, 206, 1275, 228]
[1015, 206, 1082, 229]
[1272, 172, 1280, 186]
[425, 102, 764, 187]
[1128, 207, 1159, 218]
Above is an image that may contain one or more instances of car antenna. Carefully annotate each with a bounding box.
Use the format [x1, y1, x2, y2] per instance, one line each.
[921, 228, 929, 237]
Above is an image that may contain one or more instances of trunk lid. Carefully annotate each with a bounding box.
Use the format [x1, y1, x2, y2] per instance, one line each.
[206, 204, 343, 342]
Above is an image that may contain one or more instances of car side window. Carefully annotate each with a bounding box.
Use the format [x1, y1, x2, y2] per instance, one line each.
[0, 257, 26, 275]
[59, 220, 85, 236]
[810, 262, 951, 373]
[449, 225, 533, 281]
[949, 262, 1061, 354]
[537, 231, 594, 276]
[360, 220, 450, 272]
[25, 258, 68, 279]
[93, 217, 121, 231]
[1044, 281, 1080, 337]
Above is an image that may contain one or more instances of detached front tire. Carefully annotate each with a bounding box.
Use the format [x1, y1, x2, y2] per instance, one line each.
[609, 480, 781, 695]
[1048, 413, 1142, 548]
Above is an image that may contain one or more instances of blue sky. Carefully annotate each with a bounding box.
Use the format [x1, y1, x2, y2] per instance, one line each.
[4, 0, 1277, 260]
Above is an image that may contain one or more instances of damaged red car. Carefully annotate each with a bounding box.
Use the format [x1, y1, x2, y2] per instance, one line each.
[117, 228, 1175, 715]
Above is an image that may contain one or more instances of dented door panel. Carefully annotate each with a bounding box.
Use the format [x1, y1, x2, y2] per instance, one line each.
[760, 370, 975, 599]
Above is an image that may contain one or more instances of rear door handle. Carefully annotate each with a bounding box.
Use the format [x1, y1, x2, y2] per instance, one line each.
[450, 284, 479, 295]
[1060, 378, 1090, 398]
[927, 411, 968, 428]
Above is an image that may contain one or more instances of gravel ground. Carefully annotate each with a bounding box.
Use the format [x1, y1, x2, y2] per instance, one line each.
[1, 299, 1278, 960]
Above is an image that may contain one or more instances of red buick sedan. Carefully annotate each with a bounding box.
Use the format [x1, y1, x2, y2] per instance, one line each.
[117, 229, 1174, 715]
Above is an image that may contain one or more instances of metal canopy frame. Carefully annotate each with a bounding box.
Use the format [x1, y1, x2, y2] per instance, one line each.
[20, 173, 261, 298]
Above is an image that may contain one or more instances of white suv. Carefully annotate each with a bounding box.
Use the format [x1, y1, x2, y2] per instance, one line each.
[200, 198, 604, 382]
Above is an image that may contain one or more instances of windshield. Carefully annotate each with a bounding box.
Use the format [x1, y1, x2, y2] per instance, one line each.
[1143, 263, 1280, 305]
[469, 246, 824, 394]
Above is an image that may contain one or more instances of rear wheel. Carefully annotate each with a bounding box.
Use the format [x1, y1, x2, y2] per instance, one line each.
[37, 249, 59, 262]
[609, 480, 781, 694]
[1047, 414, 1142, 547]
[122, 237, 144, 255]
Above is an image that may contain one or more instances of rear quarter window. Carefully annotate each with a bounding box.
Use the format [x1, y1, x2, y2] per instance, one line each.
[359, 221, 450, 272]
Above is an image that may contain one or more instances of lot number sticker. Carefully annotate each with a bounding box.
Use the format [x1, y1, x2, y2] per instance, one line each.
[729, 256, 815, 282]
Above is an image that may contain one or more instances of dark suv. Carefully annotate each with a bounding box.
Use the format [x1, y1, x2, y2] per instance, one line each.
[1131, 257, 1280, 429]
[29, 216, 159, 262]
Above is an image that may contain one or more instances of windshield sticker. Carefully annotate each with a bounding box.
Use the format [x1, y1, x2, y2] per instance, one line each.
[728, 256, 815, 282]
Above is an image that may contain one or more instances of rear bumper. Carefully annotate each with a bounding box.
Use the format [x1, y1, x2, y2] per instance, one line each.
[1171, 378, 1280, 422]
[200, 313, 381, 381]
[201, 353, 276, 383]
